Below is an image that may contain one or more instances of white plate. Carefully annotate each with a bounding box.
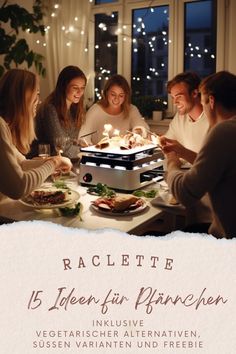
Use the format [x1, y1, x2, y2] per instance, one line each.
[90, 201, 148, 216]
[20, 189, 80, 209]
[151, 195, 185, 211]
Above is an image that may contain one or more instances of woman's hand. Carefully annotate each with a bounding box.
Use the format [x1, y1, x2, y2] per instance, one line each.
[49, 156, 72, 173]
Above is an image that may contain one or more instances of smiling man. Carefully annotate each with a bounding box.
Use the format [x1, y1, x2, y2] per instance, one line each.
[166, 71, 236, 238]
[160, 72, 209, 164]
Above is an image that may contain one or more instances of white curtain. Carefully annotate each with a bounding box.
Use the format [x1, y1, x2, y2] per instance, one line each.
[43, 0, 92, 99]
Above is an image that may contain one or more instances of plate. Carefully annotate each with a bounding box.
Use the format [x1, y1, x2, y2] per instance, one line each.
[90, 201, 148, 216]
[151, 195, 185, 211]
[20, 189, 80, 209]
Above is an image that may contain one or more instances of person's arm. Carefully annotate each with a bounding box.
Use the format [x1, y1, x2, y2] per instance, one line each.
[130, 105, 149, 131]
[79, 104, 100, 145]
[159, 114, 197, 164]
[160, 137, 197, 164]
[0, 121, 72, 199]
[166, 123, 229, 207]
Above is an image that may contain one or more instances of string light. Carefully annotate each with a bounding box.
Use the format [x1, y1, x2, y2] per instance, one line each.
[41, 0, 215, 101]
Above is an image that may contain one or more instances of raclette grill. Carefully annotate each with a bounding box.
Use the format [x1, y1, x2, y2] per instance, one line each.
[79, 144, 164, 191]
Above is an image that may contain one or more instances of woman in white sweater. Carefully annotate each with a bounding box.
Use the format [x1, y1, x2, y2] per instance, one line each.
[0, 69, 72, 201]
[79, 74, 149, 145]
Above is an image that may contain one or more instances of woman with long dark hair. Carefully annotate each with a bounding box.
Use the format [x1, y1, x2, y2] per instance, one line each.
[31, 65, 87, 159]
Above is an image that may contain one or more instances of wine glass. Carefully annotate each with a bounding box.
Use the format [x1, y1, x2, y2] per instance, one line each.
[54, 137, 69, 156]
[38, 144, 51, 158]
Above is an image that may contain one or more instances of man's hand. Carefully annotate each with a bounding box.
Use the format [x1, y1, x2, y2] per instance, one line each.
[165, 151, 182, 169]
[159, 136, 197, 164]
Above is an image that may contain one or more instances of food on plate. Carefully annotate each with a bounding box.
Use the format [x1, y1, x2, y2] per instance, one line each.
[26, 189, 69, 205]
[92, 194, 144, 212]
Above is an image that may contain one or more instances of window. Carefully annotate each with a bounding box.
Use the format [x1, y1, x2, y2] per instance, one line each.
[94, 12, 118, 100]
[95, 0, 118, 4]
[92, 0, 220, 114]
[131, 5, 169, 103]
[184, 0, 217, 77]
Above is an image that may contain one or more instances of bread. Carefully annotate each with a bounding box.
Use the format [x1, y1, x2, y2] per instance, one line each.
[28, 190, 68, 205]
[113, 195, 140, 211]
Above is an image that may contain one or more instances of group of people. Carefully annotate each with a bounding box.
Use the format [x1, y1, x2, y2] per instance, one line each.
[28, 66, 148, 158]
[0, 64, 235, 238]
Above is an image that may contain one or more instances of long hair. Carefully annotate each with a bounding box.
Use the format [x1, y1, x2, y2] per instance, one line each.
[199, 71, 236, 110]
[46, 65, 87, 128]
[0, 68, 37, 154]
[99, 74, 131, 118]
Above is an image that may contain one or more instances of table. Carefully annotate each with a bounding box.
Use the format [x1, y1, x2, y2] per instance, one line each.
[0, 176, 168, 236]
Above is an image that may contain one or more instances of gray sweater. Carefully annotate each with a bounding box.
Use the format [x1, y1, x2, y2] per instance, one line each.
[167, 116, 236, 238]
[31, 103, 81, 159]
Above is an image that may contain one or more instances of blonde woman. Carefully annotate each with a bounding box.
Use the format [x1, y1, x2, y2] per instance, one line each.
[0, 69, 72, 201]
[79, 74, 149, 145]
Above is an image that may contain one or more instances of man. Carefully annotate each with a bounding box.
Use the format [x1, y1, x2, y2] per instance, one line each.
[166, 71, 236, 238]
[160, 72, 209, 164]
[160, 72, 211, 232]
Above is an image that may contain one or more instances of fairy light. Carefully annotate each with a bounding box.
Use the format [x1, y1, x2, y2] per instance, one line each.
[43, 0, 214, 105]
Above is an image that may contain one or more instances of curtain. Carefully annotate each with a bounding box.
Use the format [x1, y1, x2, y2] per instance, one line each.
[42, 0, 92, 100]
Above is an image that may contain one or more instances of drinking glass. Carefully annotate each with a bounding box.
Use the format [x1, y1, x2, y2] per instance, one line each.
[54, 137, 70, 155]
[38, 144, 51, 158]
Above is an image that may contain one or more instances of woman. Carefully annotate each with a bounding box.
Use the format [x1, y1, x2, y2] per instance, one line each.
[0, 69, 72, 201]
[79, 74, 149, 145]
[166, 71, 236, 238]
[30, 65, 87, 159]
